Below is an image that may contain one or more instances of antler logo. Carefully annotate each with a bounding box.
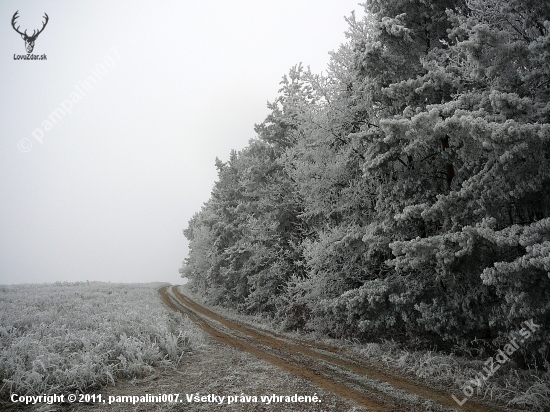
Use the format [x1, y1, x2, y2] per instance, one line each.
[11, 11, 49, 54]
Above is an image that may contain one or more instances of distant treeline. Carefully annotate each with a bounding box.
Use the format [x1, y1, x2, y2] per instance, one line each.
[181, 0, 550, 367]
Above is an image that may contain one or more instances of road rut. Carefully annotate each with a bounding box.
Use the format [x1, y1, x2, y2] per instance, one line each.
[160, 286, 505, 412]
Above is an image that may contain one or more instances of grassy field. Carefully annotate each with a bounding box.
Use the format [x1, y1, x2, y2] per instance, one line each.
[0, 282, 204, 399]
[2, 281, 548, 411]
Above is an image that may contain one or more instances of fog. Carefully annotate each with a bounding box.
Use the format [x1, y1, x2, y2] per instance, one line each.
[0, 0, 363, 285]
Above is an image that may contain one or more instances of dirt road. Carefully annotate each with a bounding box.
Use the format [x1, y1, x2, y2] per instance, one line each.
[160, 286, 506, 412]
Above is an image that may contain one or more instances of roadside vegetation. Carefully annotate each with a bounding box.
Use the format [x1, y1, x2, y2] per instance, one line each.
[180, 285, 550, 410]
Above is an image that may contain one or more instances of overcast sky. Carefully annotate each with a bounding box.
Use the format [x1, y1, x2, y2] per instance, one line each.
[0, 0, 363, 285]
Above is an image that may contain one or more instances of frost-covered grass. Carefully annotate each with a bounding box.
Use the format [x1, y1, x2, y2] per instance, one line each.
[354, 340, 550, 411]
[0, 282, 204, 398]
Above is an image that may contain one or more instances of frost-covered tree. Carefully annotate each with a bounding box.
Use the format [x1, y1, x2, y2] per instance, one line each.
[382, 0, 550, 356]
[280, 0, 470, 342]
[182, 0, 550, 366]
[183, 72, 309, 312]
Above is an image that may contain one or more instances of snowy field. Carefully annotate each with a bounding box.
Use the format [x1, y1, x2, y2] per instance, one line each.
[0, 282, 204, 398]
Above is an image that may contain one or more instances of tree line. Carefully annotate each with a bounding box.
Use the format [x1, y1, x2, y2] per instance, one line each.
[181, 0, 550, 367]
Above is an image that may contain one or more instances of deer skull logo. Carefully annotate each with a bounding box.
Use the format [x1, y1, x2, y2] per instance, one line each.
[11, 11, 49, 54]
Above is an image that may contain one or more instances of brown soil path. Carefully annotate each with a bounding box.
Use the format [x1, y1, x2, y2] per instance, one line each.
[161, 286, 507, 412]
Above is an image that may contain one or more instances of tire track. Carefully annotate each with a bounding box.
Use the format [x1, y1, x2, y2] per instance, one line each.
[160, 286, 504, 412]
